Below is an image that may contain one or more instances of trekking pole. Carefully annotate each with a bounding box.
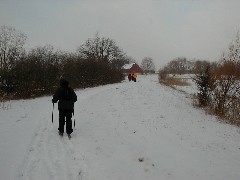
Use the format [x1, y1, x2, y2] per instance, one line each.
[73, 109, 75, 128]
[52, 103, 54, 124]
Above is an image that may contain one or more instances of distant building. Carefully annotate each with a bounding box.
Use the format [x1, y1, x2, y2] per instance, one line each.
[122, 63, 143, 74]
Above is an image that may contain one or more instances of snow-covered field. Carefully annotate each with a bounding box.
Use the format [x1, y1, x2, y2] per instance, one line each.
[1, 74, 240, 180]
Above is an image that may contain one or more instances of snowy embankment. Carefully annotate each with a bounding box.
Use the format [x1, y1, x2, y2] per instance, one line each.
[1, 74, 240, 180]
[168, 74, 197, 95]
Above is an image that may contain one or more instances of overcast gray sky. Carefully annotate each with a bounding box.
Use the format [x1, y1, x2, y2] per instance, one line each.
[1, 0, 240, 68]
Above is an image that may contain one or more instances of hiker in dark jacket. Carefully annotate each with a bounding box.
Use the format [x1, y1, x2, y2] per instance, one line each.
[128, 73, 132, 81]
[52, 79, 77, 136]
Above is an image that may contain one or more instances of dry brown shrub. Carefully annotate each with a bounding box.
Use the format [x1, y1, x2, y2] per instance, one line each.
[212, 61, 239, 79]
[160, 77, 191, 87]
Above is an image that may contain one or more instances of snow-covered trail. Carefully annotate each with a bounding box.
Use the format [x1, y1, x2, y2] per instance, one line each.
[1, 75, 240, 180]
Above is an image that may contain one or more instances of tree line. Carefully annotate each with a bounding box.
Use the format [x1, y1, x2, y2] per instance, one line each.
[159, 33, 240, 124]
[159, 57, 214, 76]
[0, 25, 130, 99]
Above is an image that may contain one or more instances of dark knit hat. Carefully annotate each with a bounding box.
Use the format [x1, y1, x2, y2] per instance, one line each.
[60, 78, 69, 87]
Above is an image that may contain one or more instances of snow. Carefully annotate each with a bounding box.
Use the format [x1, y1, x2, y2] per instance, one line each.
[122, 63, 135, 69]
[1, 74, 240, 180]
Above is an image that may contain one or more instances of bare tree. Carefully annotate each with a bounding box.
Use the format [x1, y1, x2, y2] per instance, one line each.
[227, 31, 240, 63]
[77, 34, 126, 68]
[163, 57, 190, 74]
[0, 25, 27, 72]
[141, 57, 155, 74]
[125, 56, 136, 64]
[0, 25, 27, 84]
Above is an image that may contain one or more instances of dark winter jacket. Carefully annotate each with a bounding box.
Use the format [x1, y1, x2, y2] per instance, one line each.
[52, 79, 77, 110]
[128, 74, 132, 81]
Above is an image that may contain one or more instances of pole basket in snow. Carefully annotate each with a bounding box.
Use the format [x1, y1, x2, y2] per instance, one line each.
[52, 103, 54, 124]
[73, 109, 75, 128]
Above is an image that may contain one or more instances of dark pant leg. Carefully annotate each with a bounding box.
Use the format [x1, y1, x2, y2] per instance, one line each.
[58, 110, 66, 133]
[65, 110, 73, 134]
